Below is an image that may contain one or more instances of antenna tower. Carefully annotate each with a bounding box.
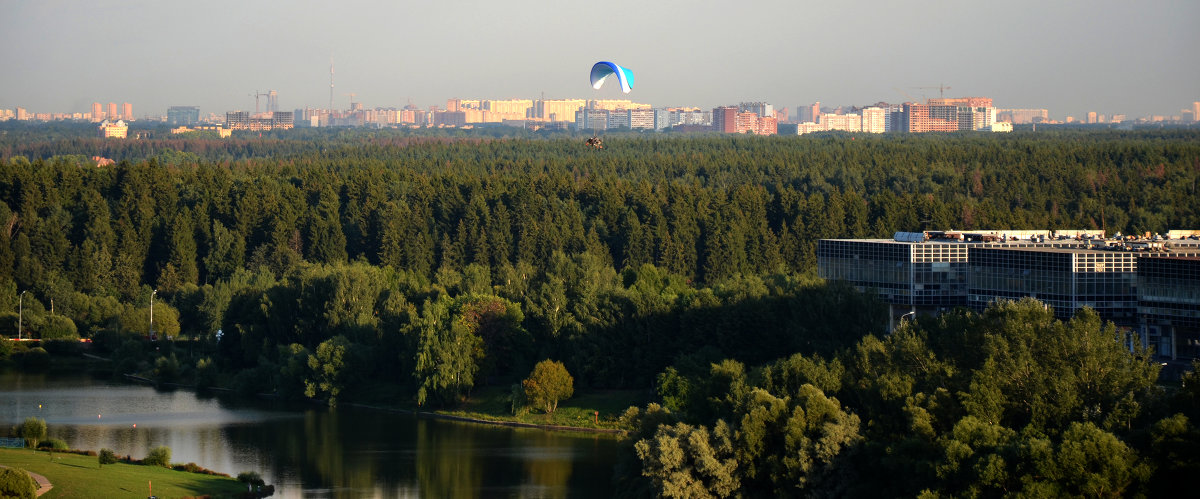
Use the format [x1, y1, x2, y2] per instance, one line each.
[329, 57, 335, 112]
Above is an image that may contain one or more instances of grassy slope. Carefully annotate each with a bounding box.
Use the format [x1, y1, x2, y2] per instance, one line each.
[0, 448, 246, 499]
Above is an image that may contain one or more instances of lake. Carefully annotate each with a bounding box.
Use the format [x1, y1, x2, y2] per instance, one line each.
[0, 370, 622, 498]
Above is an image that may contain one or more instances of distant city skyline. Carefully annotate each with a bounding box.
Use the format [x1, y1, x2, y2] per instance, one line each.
[3, 1, 1198, 121]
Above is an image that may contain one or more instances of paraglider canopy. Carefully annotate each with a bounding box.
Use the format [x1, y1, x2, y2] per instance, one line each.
[590, 61, 634, 94]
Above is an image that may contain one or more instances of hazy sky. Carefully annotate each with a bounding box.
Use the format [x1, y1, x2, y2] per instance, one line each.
[3, 0, 1197, 120]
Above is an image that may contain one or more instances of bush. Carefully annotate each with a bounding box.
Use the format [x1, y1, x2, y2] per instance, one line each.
[99, 448, 118, 465]
[237, 471, 265, 486]
[0, 468, 36, 499]
[143, 445, 172, 467]
[153, 354, 181, 384]
[37, 438, 68, 450]
[38, 315, 78, 340]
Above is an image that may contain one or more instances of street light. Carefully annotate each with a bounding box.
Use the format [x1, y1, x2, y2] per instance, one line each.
[149, 289, 157, 340]
[18, 290, 26, 341]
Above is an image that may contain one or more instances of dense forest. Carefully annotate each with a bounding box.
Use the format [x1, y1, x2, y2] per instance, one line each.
[1, 126, 1199, 495]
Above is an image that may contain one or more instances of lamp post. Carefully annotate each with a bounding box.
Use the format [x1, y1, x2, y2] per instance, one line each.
[18, 290, 26, 340]
[150, 289, 157, 340]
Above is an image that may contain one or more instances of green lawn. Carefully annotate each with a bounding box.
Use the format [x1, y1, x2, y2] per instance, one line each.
[0, 448, 247, 499]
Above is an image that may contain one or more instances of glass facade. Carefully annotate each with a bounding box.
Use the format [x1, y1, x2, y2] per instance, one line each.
[817, 239, 967, 307]
[968, 248, 1137, 324]
[1138, 257, 1200, 360]
[818, 236, 1200, 361]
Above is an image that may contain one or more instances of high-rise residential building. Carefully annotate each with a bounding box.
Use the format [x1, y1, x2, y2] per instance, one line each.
[667, 108, 711, 127]
[575, 108, 610, 131]
[861, 107, 886, 133]
[712, 106, 738, 133]
[122, 102, 133, 120]
[629, 109, 656, 130]
[607, 110, 631, 129]
[267, 91, 278, 113]
[899, 103, 959, 132]
[1087, 111, 1098, 124]
[108, 102, 118, 120]
[796, 102, 820, 123]
[167, 106, 201, 126]
[483, 99, 533, 115]
[16, 108, 28, 121]
[92, 102, 103, 121]
[1192, 102, 1200, 122]
[739, 102, 774, 118]
[532, 99, 586, 122]
[819, 113, 862, 132]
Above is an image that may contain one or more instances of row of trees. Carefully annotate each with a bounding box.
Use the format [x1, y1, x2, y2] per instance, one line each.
[617, 299, 1200, 497]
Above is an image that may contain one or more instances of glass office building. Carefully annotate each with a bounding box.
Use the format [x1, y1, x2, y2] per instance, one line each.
[968, 247, 1139, 324]
[817, 239, 969, 309]
[1138, 257, 1200, 360]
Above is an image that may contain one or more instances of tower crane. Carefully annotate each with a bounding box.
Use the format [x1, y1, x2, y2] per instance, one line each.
[912, 84, 952, 101]
[892, 87, 918, 103]
[344, 93, 357, 110]
[249, 90, 270, 114]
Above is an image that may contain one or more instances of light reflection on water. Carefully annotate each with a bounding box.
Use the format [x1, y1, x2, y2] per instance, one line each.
[0, 370, 620, 498]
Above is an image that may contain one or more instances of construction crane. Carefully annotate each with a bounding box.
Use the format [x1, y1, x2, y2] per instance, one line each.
[912, 84, 952, 100]
[892, 87, 918, 103]
[344, 92, 357, 110]
[249, 90, 270, 114]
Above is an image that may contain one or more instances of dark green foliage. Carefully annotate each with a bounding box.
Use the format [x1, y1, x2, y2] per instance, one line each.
[624, 298, 1174, 497]
[237, 470, 265, 486]
[143, 445, 171, 467]
[2, 128, 1198, 495]
[98, 448, 118, 465]
[14, 347, 49, 370]
[0, 467, 36, 499]
[36, 438, 68, 450]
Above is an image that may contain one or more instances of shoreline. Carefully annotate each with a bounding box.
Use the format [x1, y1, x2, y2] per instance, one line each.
[121, 373, 627, 436]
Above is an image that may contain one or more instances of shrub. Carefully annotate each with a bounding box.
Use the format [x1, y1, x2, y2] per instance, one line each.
[153, 354, 181, 384]
[237, 471, 265, 486]
[143, 446, 172, 467]
[37, 438, 68, 450]
[38, 315, 78, 341]
[99, 448, 118, 465]
[0, 468, 36, 499]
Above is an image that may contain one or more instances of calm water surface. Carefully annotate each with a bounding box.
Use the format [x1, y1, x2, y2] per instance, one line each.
[0, 370, 620, 498]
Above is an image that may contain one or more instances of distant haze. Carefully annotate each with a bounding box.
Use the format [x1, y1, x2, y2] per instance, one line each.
[3, 0, 1197, 120]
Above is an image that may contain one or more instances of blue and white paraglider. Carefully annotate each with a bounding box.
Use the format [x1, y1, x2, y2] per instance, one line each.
[584, 61, 635, 148]
[590, 61, 634, 94]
